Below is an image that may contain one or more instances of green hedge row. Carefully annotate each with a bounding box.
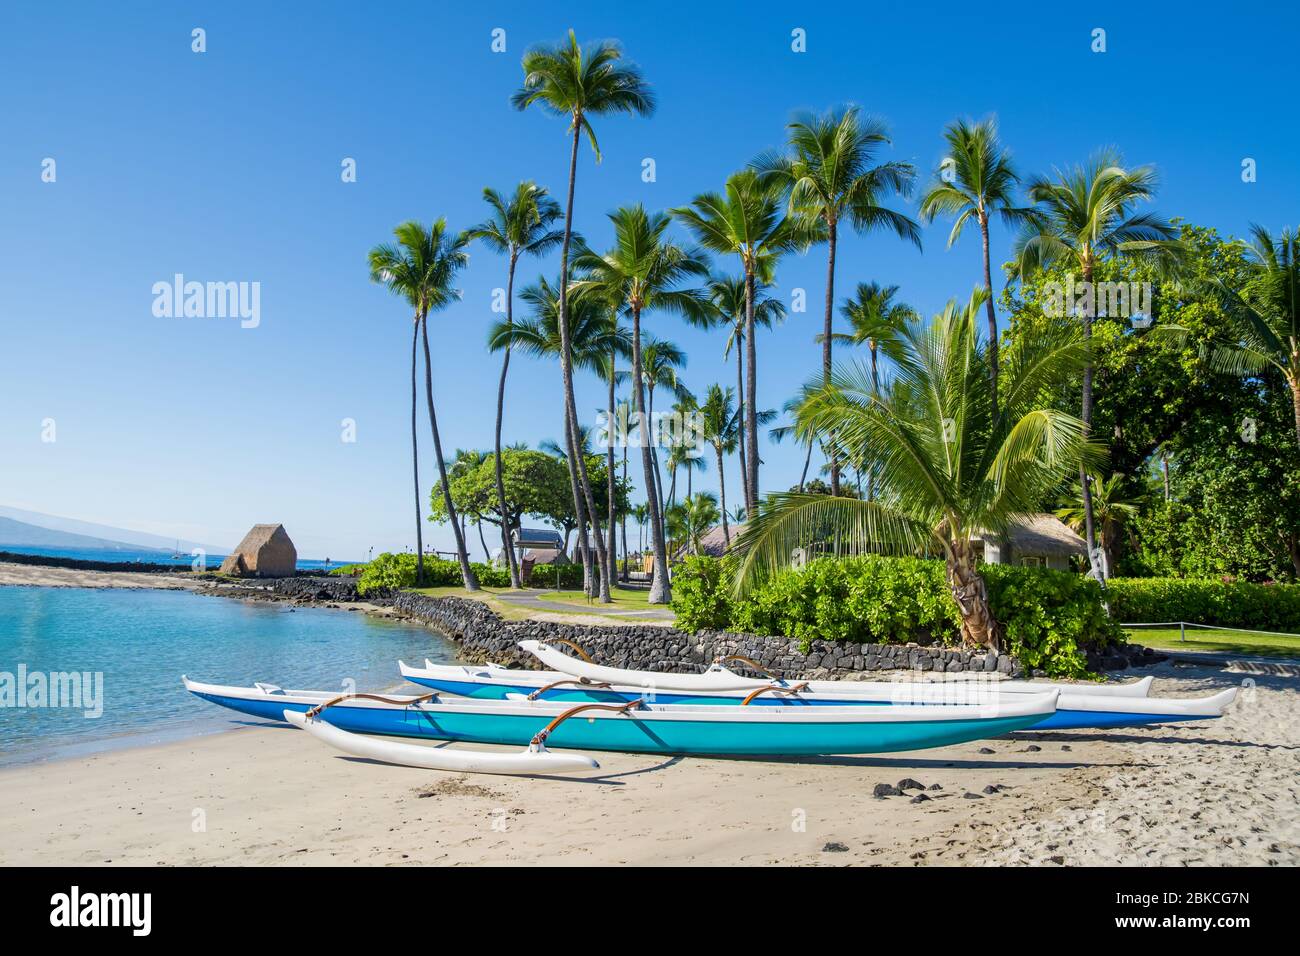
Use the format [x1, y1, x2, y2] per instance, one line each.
[671, 555, 1122, 678]
[355, 552, 512, 595]
[1106, 577, 1300, 633]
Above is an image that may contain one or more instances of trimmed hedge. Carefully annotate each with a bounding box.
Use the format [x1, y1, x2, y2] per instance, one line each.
[1106, 577, 1300, 633]
[672, 555, 1121, 678]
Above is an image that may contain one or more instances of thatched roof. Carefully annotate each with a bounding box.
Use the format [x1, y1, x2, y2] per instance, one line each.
[219, 523, 297, 577]
[974, 514, 1086, 557]
[673, 522, 743, 560]
[523, 548, 568, 566]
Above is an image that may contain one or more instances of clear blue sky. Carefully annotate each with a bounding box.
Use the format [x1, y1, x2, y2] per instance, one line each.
[1, 1, 1296, 559]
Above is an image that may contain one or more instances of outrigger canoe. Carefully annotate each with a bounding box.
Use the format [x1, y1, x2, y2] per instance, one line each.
[182, 676, 1060, 757]
[394, 644, 1236, 731]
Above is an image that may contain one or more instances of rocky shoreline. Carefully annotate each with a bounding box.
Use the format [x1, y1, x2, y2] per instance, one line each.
[259, 575, 1162, 679]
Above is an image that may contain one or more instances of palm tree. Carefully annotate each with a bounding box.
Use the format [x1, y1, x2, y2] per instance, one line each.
[1208, 224, 1300, 451]
[701, 275, 786, 509]
[638, 334, 688, 512]
[368, 220, 478, 589]
[673, 171, 823, 514]
[756, 107, 920, 494]
[492, 275, 630, 589]
[666, 492, 721, 557]
[464, 182, 564, 589]
[919, 117, 1036, 413]
[512, 31, 655, 603]
[1056, 472, 1143, 576]
[732, 288, 1101, 651]
[451, 448, 493, 561]
[569, 206, 711, 603]
[630, 502, 650, 555]
[830, 282, 915, 499]
[1012, 150, 1182, 577]
[699, 384, 740, 546]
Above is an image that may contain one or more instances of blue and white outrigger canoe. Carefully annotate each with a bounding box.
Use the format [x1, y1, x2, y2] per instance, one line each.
[394, 641, 1236, 731]
[182, 676, 1059, 760]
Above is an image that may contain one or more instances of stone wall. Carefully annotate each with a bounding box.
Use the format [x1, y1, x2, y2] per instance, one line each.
[271, 575, 363, 602]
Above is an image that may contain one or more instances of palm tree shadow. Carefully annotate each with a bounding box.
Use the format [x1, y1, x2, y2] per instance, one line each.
[1016, 730, 1276, 748]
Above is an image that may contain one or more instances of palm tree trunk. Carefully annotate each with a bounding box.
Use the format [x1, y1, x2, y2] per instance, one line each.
[632, 305, 671, 603]
[562, 404, 593, 594]
[799, 440, 813, 492]
[495, 252, 522, 588]
[620, 442, 630, 581]
[421, 316, 478, 590]
[607, 361, 617, 589]
[735, 341, 750, 511]
[867, 344, 880, 501]
[947, 539, 1001, 652]
[557, 119, 610, 601]
[476, 520, 490, 562]
[1079, 260, 1100, 579]
[717, 446, 730, 547]
[980, 210, 999, 416]
[1289, 373, 1300, 450]
[743, 268, 759, 514]
[409, 320, 425, 585]
[824, 218, 840, 496]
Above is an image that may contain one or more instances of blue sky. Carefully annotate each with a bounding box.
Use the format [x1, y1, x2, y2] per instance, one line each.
[1, 1, 1296, 560]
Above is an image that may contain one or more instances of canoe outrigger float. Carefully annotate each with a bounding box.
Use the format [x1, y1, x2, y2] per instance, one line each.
[182, 676, 1060, 764]
[394, 641, 1237, 731]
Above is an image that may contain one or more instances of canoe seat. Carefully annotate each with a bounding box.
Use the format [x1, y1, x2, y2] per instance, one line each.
[254, 683, 285, 695]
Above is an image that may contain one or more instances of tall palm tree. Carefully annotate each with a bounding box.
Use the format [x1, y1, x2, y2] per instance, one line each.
[699, 384, 740, 546]
[1012, 150, 1182, 577]
[368, 219, 478, 589]
[630, 502, 650, 555]
[732, 288, 1102, 650]
[829, 282, 915, 498]
[464, 182, 565, 589]
[492, 275, 630, 588]
[1209, 224, 1300, 451]
[569, 206, 711, 603]
[919, 117, 1036, 414]
[513, 30, 655, 602]
[701, 275, 786, 509]
[673, 171, 823, 514]
[756, 107, 920, 494]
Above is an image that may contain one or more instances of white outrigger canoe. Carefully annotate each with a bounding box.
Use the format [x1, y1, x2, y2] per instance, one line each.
[395, 642, 1236, 731]
[183, 676, 1060, 763]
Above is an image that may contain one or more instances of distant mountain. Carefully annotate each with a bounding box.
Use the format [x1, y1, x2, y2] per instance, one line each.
[0, 506, 216, 552]
[0, 516, 169, 553]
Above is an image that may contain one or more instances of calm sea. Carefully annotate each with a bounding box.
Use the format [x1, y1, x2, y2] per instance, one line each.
[0, 587, 456, 767]
[1, 545, 350, 571]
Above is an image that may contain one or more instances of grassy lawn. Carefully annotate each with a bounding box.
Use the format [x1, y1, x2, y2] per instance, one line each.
[533, 586, 657, 610]
[1125, 626, 1300, 659]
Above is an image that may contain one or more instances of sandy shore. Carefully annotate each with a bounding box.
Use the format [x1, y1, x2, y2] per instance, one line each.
[1, 661, 1294, 866]
[0, 560, 200, 590]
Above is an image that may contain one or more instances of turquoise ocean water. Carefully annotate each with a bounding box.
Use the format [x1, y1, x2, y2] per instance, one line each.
[0, 545, 349, 570]
[0, 587, 455, 767]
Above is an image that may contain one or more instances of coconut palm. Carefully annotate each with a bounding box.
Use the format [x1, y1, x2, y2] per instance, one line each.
[569, 206, 711, 603]
[368, 219, 478, 589]
[731, 287, 1102, 651]
[1011, 150, 1182, 576]
[673, 171, 823, 513]
[464, 182, 565, 588]
[512, 31, 654, 602]
[827, 282, 916, 499]
[1208, 224, 1300, 451]
[756, 107, 920, 494]
[630, 501, 650, 555]
[1056, 472, 1143, 576]
[919, 117, 1036, 413]
[666, 492, 721, 557]
[699, 384, 740, 546]
[701, 275, 786, 509]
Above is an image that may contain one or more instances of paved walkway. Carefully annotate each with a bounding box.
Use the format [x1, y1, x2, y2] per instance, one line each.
[492, 588, 677, 621]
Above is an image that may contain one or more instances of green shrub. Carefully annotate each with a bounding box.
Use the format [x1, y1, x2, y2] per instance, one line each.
[1107, 577, 1300, 632]
[670, 556, 733, 630]
[524, 561, 587, 589]
[671, 555, 1120, 677]
[355, 553, 510, 595]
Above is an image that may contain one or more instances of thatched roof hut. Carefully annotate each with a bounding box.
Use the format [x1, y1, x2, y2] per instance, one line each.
[219, 524, 297, 577]
[673, 522, 743, 560]
[974, 514, 1086, 570]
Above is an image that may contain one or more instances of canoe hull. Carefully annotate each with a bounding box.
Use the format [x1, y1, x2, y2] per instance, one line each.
[400, 670, 1231, 731]
[184, 680, 1054, 756]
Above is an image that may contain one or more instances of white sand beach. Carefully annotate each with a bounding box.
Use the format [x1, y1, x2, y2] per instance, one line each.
[0, 661, 1294, 867]
[0, 561, 199, 590]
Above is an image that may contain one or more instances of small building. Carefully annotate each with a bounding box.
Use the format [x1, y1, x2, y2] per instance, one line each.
[219, 524, 297, 577]
[672, 522, 742, 560]
[512, 527, 564, 553]
[974, 514, 1086, 571]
